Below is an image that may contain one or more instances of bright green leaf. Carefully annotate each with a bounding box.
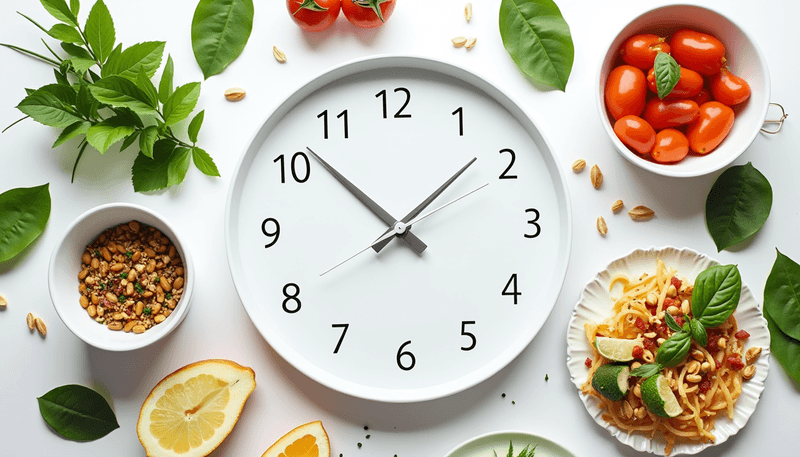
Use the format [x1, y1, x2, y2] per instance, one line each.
[135, 67, 158, 108]
[61, 42, 93, 60]
[765, 249, 800, 341]
[191, 146, 219, 176]
[89, 76, 157, 114]
[119, 131, 140, 152]
[691, 265, 742, 328]
[163, 82, 200, 126]
[70, 0, 80, 16]
[158, 54, 174, 105]
[37, 384, 119, 441]
[0, 184, 51, 262]
[191, 0, 254, 79]
[69, 58, 97, 73]
[40, 0, 78, 27]
[17, 85, 82, 128]
[49, 23, 83, 43]
[53, 120, 90, 148]
[167, 147, 192, 187]
[84, 0, 115, 64]
[86, 116, 136, 153]
[188, 110, 204, 143]
[138, 125, 158, 158]
[654, 52, 680, 99]
[102, 41, 165, 81]
[131, 140, 177, 192]
[706, 162, 772, 251]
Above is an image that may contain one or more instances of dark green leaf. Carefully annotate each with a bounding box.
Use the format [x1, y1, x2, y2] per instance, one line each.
[705, 162, 772, 251]
[75, 82, 95, 118]
[691, 265, 742, 328]
[53, 68, 70, 86]
[163, 82, 200, 126]
[138, 125, 158, 158]
[113, 107, 143, 128]
[89, 76, 157, 114]
[765, 249, 800, 341]
[498, 0, 574, 91]
[168, 147, 192, 187]
[653, 52, 680, 99]
[0, 184, 51, 262]
[188, 109, 204, 143]
[84, 0, 115, 64]
[689, 318, 707, 347]
[655, 331, 691, 367]
[37, 384, 119, 441]
[102, 41, 165, 81]
[53, 120, 90, 148]
[49, 24, 83, 43]
[61, 42, 93, 60]
[191, 0, 254, 79]
[506, 441, 513, 457]
[135, 67, 158, 108]
[629, 363, 663, 379]
[158, 54, 174, 105]
[766, 308, 800, 388]
[40, 0, 79, 27]
[17, 85, 82, 128]
[132, 139, 177, 192]
[86, 116, 136, 153]
[665, 312, 682, 333]
[119, 131, 140, 152]
[191, 147, 219, 176]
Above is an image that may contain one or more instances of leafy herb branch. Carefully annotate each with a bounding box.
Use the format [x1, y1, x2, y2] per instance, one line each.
[2, 0, 219, 193]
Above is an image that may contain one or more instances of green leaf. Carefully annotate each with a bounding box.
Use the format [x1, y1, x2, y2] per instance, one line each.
[53, 68, 70, 86]
[69, 58, 98, 73]
[653, 52, 680, 99]
[163, 82, 201, 126]
[191, 0, 255, 79]
[119, 131, 140, 152]
[17, 85, 82, 128]
[135, 67, 159, 108]
[655, 331, 692, 367]
[765, 249, 800, 341]
[629, 363, 663, 379]
[131, 140, 177, 192]
[168, 147, 192, 187]
[53, 120, 90, 148]
[498, 0, 574, 91]
[766, 308, 800, 388]
[158, 54, 174, 105]
[70, 0, 80, 16]
[86, 116, 136, 153]
[37, 384, 119, 441]
[61, 42, 93, 60]
[89, 76, 157, 114]
[75, 82, 96, 118]
[0, 184, 51, 263]
[188, 109, 204, 143]
[138, 126, 158, 158]
[84, 0, 116, 64]
[664, 313, 682, 333]
[689, 318, 707, 347]
[49, 23, 83, 43]
[705, 162, 772, 251]
[191, 147, 219, 176]
[102, 41, 165, 81]
[691, 265, 742, 328]
[40, 0, 79, 27]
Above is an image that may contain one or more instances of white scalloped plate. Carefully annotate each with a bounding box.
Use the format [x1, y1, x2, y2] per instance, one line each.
[566, 247, 770, 455]
[443, 430, 575, 457]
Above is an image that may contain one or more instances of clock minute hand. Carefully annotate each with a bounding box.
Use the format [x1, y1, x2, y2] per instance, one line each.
[307, 147, 427, 254]
[320, 182, 489, 276]
[373, 157, 477, 253]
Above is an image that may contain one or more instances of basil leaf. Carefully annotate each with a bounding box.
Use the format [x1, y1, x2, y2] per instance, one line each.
[163, 82, 201, 126]
[498, 0, 574, 91]
[0, 184, 51, 262]
[765, 249, 800, 341]
[691, 265, 742, 328]
[158, 54, 174, 105]
[629, 363, 662, 379]
[53, 120, 90, 148]
[655, 331, 691, 367]
[167, 147, 192, 187]
[653, 52, 680, 99]
[191, 0, 255, 79]
[17, 85, 82, 128]
[40, 0, 79, 27]
[89, 76, 157, 114]
[706, 162, 772, 251]
[138, 125, 158, 158]
[102, 41, 165, 81]
[86, 116, 136, 154]
[188, 110, 204, 143]
[119, 130, 140, 152]
[689, 318, 707, 347]
[37, 384, 119, 441]
[84, 0, 115, 64]
[665, 313, 682, 333]
[766, 308, 800, 388]
[192, 147, 220, 177]
[132, 140, 177, 192]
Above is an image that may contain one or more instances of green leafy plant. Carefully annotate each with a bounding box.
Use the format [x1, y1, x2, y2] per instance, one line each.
[765, 250, 800, 386]
[705, 162, 772, 251]
[1, 0, 219, 193]
[0, 184, 51, 262]
[191, 0, 255, 79]
[493, 441, 536, 457]
[37, 384, 119, 441]
[498, 0, 574, 91]
[653, 52, 680, 99]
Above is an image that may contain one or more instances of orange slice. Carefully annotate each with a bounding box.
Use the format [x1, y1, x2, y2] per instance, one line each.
[261, 421, 330, 457]
[137, 359, 256, 457]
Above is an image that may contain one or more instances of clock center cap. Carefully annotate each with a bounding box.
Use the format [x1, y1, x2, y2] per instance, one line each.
[392, 222, 408, 235]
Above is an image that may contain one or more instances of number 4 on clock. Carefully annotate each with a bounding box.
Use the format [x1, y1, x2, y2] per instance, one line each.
[502, 273, 521, 305]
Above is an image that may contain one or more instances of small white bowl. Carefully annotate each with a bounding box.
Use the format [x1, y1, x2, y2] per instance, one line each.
[49, 203, 194, 351]
[597, 4, 770, 177]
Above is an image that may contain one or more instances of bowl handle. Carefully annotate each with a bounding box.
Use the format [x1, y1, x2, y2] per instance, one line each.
[761, 103, 788, 134]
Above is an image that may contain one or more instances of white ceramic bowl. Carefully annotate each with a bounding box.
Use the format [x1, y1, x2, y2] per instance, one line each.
[48, 203, 194, 351]
[597, 4, 770, 177]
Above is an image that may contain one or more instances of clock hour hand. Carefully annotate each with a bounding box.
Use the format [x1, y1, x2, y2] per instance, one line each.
[307, 147, 427, 254]
[372, 157, 477, 253]
[321, 182, 489, 276]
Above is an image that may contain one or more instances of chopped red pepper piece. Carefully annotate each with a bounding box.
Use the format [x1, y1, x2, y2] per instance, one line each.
[735, 330, 750, 340]
[585, 357, 593, 368]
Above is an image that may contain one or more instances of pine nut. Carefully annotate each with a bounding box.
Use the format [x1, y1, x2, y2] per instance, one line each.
[742, 365, 756, 380]
[745, 347, 762, 365]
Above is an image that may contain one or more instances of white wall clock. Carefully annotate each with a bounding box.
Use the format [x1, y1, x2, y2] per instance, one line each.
[225, 56, 572, 402]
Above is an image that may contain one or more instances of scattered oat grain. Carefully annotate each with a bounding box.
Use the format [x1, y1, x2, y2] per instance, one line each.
[26, 312, 35, 330]
[464, 3, 472, 21]
[597, 216, 608, 236]
[571, 159, 586, 173]
[465, 37, 477, 49]
[224, 87, 246, 101]
[611, 199, 624, 212]
[628, 205, 655, 221]
[590, 164, 603, 189]
[273, 46, 286, 63]
[452, 37, 467, 47]
[34, 317, 47, 336]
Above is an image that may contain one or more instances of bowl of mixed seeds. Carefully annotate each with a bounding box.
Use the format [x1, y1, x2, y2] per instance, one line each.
[48, 203, 194, 351]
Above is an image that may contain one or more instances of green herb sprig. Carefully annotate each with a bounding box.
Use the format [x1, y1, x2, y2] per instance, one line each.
[1, 0, 220, 193]
[494, 441, 536, 457]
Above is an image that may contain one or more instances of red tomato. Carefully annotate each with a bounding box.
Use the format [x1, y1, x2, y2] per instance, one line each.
[710, 67, 751, 106]
[690, 87, 712, 106]
[614, 115, 656, 155]
[643, 98, 700, 130]
[619, 34, 670, 70]
[646, 67, 704, 99]
[651, 129, 689, 163]
[686, 102, 734, 154]
[669, 29, 726, 76]
[341, 0, 396, 28]
[287, 0, 341, 32]
[605, 65, 647, 120]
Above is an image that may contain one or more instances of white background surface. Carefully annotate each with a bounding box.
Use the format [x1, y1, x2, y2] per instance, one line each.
[0, 1, 797, 456]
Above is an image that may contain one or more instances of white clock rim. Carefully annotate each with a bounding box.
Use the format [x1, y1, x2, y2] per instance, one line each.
[224, 55, 573, 403]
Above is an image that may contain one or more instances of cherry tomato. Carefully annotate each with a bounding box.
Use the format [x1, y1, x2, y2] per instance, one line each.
[669, 29, 726, 76]
[690, 87, 712, 106]
[614, 115, 656, 155]
[643, 98, 700, 130]
[646, 66, 704, 99]
[605, 65, 647, 120]
[710, 67, 751, 106]
[686, 101, 734, 154]
[651, 129, 689, 163]
[287, 0, 341, 32]
[619, 34, 670, 70]
[341, 0, 396, 28]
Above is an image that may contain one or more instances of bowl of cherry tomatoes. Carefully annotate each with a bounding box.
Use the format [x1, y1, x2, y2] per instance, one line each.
[597, 4, 770, 177]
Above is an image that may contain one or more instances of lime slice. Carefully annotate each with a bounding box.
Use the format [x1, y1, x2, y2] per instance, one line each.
[641, 374, 683, 417]
[595, 336, 641, 362]
[591, 364, 630, 401]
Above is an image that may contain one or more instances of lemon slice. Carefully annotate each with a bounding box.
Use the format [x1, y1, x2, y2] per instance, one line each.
[137, 359, 256, 457]
[595, 336, 642, 362]
[261, 421, 330, 457]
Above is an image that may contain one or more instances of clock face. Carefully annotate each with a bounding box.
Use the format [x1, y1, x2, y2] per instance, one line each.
[226, 57, 571, 402]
